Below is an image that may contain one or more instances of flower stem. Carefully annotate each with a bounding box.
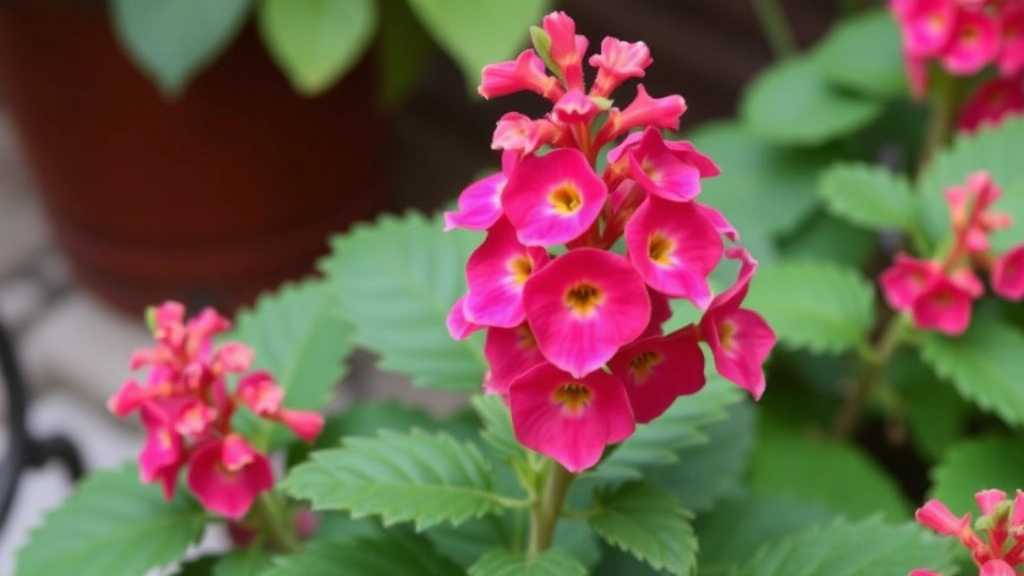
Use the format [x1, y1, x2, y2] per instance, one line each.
[750, 0, 798, 59]
[918, 71, 964, 175]
[527, 461, 576, 554]
[252, 492, 303, 554]
[832, 314, 910, 439]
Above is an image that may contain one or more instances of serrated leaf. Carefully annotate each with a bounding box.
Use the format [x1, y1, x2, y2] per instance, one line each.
[887, 350, 972, 462]
[214, 549, 273, 576]
[281, 429, 504, 530]
[14, 465, 206, 576]
[589, 482, 696, 576]
[740, 55, 886, 145]
[110, 0, 249, 95]
[468, 549, 587, 576]
[819, 163, 917, 232]
[258, 0, 377, 95]
[403, 0, 551, 91]
[320, 211, 487, 391]
[229, 279, 352, 450]
[778, 213, 876, 269]
[745, 260, 876, 354]
[263, 532, 462, 576]
[812, 9, 908, 98]
[733, 517, 953, 576]
[920, 317, 1024, 426]
[176, 556, 219, 576]
[472, 394, 526, 462]
[930, 435, 1024, 515]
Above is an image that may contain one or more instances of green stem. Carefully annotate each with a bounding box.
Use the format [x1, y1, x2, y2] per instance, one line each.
[252, 492, 303, 554]
[832, 314, 910, 439]
[751, 0, 798, 58]
[918, 71, 964, 176]
[527, 461, 576, 555]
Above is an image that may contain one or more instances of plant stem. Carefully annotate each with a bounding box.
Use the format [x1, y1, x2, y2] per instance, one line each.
[527, 461, 576, 554]
[832, 314, 910, 439]
[918, 71, 964, 175]
[751, 0, 798, 58]
[252, 492, 303, 554]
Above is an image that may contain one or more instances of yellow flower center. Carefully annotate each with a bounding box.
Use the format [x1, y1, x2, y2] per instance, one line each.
[549, 183, 583, 214]
[552, 382, 592, 415]
[648, 231, 674, 265]
[564, 282, 604, 316]
[629, 351, 663, 383]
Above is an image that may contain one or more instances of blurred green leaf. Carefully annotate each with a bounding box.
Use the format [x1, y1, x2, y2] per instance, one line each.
[376, 0, 433, 108]
[467, 549, 587, 576]
[930, 435, 1024, 516]
[264, 532, 462, 576]
[472, 394, 526, 463]
[213, 549, 272, 576]
[778, 212, 876, 269]
[110, 0, 249, 95]
[819, 162, 918, 233]
[813, 9, 908, 98]
[888, 351, 972, 462]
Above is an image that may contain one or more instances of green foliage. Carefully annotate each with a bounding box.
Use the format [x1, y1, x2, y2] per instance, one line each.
[263, 532, 462, 576]
[467, 549, 588, 576]
[376, 0, 434, 108]
[920, 317, 1024, 427]
[778, 213, 876, 269]
[472, 394, 527, 462]
[812, 9, 907, 98]
[320, 212, 487, 391]
[229, 279, 352, 450]
[258, 0, 378, 95]
[214, 549, 273, 576]
[110, 0, 249, 95]
[819, 163, 918, 233]
[281, 429, 506, 530]
[15, 465, 205, 576]
[733, 517, 954, 576]
[888, 351, 973, 462]
[589, 482, 697, 576]
[930, 435, 1024, 515]
[740, 56, 885, 146]
[744, 260, 876, 355]
[403, 0, 551, 91]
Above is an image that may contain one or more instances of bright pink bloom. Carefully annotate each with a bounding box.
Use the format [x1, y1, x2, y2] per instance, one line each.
[187, 435, 274, 520]
[443, 172, 507, 232]
[523, 248, 651, 377]
[628, 128, 705, 202]
[588, 37, 652, 97]
[274, 409, 325, 443]
[881, 254, 941, 311]
[906, 53, 930, 99]
[909, 570, 943, 576]
[608, 330, 705, 423]
[213, 342, 255, 374]
[107, 379, 151, 417]
[1011, 490, 1024, 527]
[641, 288, 673, 338]
[502, 149, 607, 246]
[446, 296, 484, 340]
[911, 273, 976, 335]
[993, 244, 1024, 300]
[484, 324, 546, 396]
[625, 195, 722, 308]
[697, 202, 739, 242]
[542, 11, 588, 91]
[491, 113, 564, 156]
[977, 489, 1008, 516]
[941, 9, 1001, 75]
[138, 404, 185, 500]
[464, 218, 550, 327]
[699, 249, 775, 400]
[958, 76, 1024, 133]
[236, 371, 284, 416]
[597, 85, 687, 144]
[980, 560, 1016, 576]
[508, 362, 634, 472]
[173, 399, 217, 437]
[917, 499, 969, 536]
[552, 89, 601, 125]
[479, 49, 564, 100]
[898, 0, 958, 57]
[1001, 5, 1024, 77]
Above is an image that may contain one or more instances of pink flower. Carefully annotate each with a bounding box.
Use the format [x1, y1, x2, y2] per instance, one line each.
[699, 249, 775, 400]
[898, 0, 958, 57]
[641, 288, 673, 338]
[597, 85, 687, 145]
[697, 202, 739, 242]
[464, 218, 550, 327]
[992, 244, 1024, 301]
[523, 248, 651, 377]
[491, 112, 565, 156]
[172, 399, 217, 437]
[588, 37, 652, 97]
[911, 273, 977, 335]
[941, 8, 1001, 75]
[909, 570, 943, 576]
[552, 89, 601, 125]
[980, 560, 1016, 576]
[916, 499, 970, 536]
[627, 127, 705, 202]
[443, 172, 507, 232]
[274, 409, 325, 443]
[881, 254, 941, 311]
[1000, 5, 1024, 77]
[479, 49, 564, 100]
[187, 434, 274, 520]
[213, 342, 255, 374]
[977, 489, 1008, 516]
[625, 195, 722, 308]
[906, 53, 930, 99]
[446, 296, 484, 340]
[608, 330, 705, 423]
[236, 371, 284, 416]
[542, 11, 589, 91]
[484, 324, 545, 396]
[958, 76, 1024, 133]
[1011, 490, 1024, 528]
[502, 149, 607, 246]
[508, 362, 634, 472]
[138, 404, 185, 500]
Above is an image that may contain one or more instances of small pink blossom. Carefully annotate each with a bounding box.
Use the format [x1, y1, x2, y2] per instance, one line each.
[977, 489, 1009, 516]
[916, 499, 970, 536]
[187, 434, 274, 520]
[443, 172, 508, 232]
[491, 112, 565, 156]
[597, 85, 687, 145]
[236, 371, 284, 416]
[942, 8, 1001, 75]
[552, 89, 601, 125]
[588, 37, 652, 97]
[542, 11, 589, 91]
[911, 273, 976, 335]
[446, 296, 484, 341]
[274, 410, 325, 443]
[958, 76, 1024, 133]
[479, 49, 564, 100]
[627, 127, 704, 202]
[608, 330, 705, 423]
[213, 342, 255, 374]
[909, 570, 943, 576]
[898, 0, 958, 57]
[464, 218, 550, 327]
[1000, 5, 1024, 76]
[138, 404, 185, 500]
[980, 560, 1016, 576]
[881, 254, 942, 311]
[992, 244, 1024, 300]
[484, 324, 546, 396]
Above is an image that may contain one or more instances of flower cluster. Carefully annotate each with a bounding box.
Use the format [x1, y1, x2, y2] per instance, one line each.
[445, 11, 776, 473]
[107, 302, 323, 519]
[880, 172, 1023, 335]
[890, 0, 1024, 130]
[911, 489, 1024, 575]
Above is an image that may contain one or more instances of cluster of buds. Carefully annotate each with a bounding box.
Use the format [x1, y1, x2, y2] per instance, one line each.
[107, 302, 323, 519]
[911, 489, 1024, 575]
[881, 172, 1023, 335]
[445, 12, 776, 473]
[890, 0, 1024, 131]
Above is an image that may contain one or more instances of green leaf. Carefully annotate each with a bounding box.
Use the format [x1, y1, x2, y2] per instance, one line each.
[229, 279, 352, 450]
[472, 394, 526, 462]
[264, 532, 462, 576]
[887, 351, 972, 462]
[589, 482, 696, 576]
[695, 493, 838, 576]
[733, 517, 953, 576]
[930, 435, 1024, 516]
[258, 0, 377, 95]
[281, 429, 505, 530]
[320, 211, 487, 391]
[812, 9, 908, 98]
[14, 465, 206, 576]
[749, 418, 912, 520]
[403, 0, 551, 91]
[176, 556, 218, 576]
[819, 163, 918, 232]
[920, 316, 1024, 426]
[110, 0, 249, 95]
[467, 549, 587, 576]
[778, 213, 876, 269]
[376, 0, 433, 108]
[744, 260, 876, 354]
[214, 549, 273, 576]
[740, 55, 886, 145]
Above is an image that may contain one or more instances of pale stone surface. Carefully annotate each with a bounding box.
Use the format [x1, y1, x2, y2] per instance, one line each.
[0, 277, 46, 335]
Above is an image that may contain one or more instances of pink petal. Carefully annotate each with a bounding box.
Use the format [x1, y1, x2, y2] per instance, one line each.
[443, 172, 507, 232]
[479, 49, 563, 100]
[600, 84, 686, 143]
[641, 288, 672, 339]
[880, 254, 940, 312]
[523, 248, 651, 377]
[236, 370, 284, 416]
[464, 218, 550, 327]
[975, 488, 1007, 516]
[214, 342, 255, 373]
[958, 77, 1024, 133]
[911, 274, 975, 335]
[608, 330, 706, 423]
[276, 409, 325, 443]
[446, 296, 484, 340]
[696, 202, 739, 242]
[588, 37, 652, 97]
[553, 89, 600, 125]
[108, 379, 147, 417]
[900, 0, 957, 57]
[484, 324, 546, 396]
[908, 570, 944, 576]
[508, 362, 635, 472]
[502, 148, 608, 247]
[172, 399, 217, 437]
[992, 244, 1024, 301]
[980, 560, 1016, 576]
[542, 11, 588, 90]
[915, 499, 966, 535]
[628, 129, 703, 202]
[1000, 5, 1024, 77]
[187, 438, 274, 520]
[702, 308, 774, 400]
[941, 9, 1001, 75]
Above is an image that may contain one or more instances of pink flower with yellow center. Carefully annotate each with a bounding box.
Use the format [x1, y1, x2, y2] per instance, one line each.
[1000, 4, 1024, 77]
[464, 218, 550, 328]
[608, 329, 706, 423]
[898, 0, 958, 57]
[941, 8, 1001, 74]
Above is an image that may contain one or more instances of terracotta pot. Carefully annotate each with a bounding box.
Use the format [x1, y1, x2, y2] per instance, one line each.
[0, 1, 387, 315]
